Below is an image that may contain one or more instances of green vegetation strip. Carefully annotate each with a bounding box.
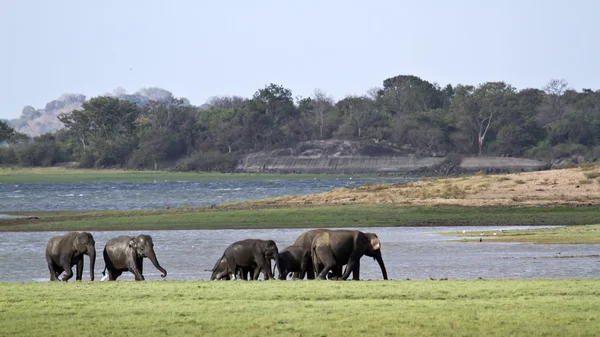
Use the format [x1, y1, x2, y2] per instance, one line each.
[442, 224, 600, 244]
[0, 167, 385, 183]
[2, 205, 599, 232]
[1, 279, 599, 337]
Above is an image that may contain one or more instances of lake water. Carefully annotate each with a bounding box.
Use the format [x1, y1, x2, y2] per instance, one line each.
[3, 226, 599, 283]
[1, 178, 598, 282]
[0, 178, 410, 212]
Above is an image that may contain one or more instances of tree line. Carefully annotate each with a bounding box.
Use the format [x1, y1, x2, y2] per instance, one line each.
[1, 75, 599, 171]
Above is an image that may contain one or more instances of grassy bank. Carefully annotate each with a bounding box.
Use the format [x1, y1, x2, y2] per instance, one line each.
[1, 279, 599, 337]
[443, 224, 600, 244]
[1, 204, 599, 232]
[0, 167, 382, 183]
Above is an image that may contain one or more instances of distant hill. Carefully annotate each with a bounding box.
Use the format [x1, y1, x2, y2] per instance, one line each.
[8, 87, 177, 137]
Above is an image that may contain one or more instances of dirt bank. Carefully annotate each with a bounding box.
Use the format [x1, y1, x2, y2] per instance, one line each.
[237, 140, 548, 174]
[238, 166, 600, 207]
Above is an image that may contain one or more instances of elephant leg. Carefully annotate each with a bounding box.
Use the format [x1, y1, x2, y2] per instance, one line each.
[256, 256, 273, 280]
[352, 260, 360, 280]
[128, 256, 144, 281]
[225, 257, 238, 280]
[292, 271, 300, 280]
[133, 261, 145, 281]
[60, 260, 74, 282]
[314, 247, 336, 280]
[306, 264, 315, 280]
[341, 256, 360, 280]
[47, 260, 61, 281]
[75, 259, 84, 281]
[109, 269, 122, 281]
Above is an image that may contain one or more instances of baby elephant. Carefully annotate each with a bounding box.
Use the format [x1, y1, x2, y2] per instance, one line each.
[46, 231, 96, 282]
[101, 234, 167, 281]
[277, 246, 311, 280]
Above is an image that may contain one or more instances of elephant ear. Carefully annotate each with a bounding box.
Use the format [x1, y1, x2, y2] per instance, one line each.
[72, 233, 84, 251]
[370, 237, 381, 250]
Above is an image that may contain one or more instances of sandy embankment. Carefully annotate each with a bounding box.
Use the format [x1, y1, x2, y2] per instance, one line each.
[244, 166, 600, 208]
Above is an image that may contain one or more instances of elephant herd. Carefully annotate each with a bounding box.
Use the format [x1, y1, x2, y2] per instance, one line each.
[44, 228, 388, 282]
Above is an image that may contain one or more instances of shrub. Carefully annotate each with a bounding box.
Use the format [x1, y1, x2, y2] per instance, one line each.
[0, 147, 17, 165]
[175, 151, 240, 172]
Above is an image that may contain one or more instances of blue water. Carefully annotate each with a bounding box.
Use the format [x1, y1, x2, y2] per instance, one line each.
[0, 177, 410, 212]
[5, 226, 599, 283]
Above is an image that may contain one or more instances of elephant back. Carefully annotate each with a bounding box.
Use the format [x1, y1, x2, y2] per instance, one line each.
[293, 229, 329, 248]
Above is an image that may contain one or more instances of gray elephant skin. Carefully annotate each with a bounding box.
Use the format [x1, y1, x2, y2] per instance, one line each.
[45, 231, 96, 282]
[277, 246, 311, 280]
[312, 229, 388, 280]
[292, 229, 345, 279]
[213, 239, 280, 280]
[207, 256, 263, 280]
[101, 234, 167, 281]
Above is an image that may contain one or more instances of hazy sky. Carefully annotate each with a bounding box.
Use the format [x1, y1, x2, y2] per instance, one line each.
[1, 0, 599, 120]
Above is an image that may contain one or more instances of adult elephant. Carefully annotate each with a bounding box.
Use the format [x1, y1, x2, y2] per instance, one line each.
[312, 230, 388, 281]
[213, 239, 280, 280]
[101, 234, 167, 281]
[277, 246, 311, 280]
[45, 231, 96, 282]
[291, 229, 330, 279]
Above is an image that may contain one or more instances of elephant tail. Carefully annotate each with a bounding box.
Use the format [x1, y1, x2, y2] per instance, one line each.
[210, 254, 226, 272]
[101, 265, 107, 276]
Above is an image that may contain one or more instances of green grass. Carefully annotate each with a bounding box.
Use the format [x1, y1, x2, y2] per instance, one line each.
[0, 167, 385, 183]
[1, 279, 599, 337]
[442, 224, 600, 244]
[2, 204, 599, 232]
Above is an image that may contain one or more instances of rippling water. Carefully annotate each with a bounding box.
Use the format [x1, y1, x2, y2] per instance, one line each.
[4, 227, 599, 283]
[0, 178, 410, 212]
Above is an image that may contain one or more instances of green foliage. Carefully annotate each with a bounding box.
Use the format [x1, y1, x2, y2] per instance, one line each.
[551, 143, 589, 157]
[6, 76, 600, 170]
[11, 133, 69, 167]
[0, 120, 16, 143]
[174, 150, 240, 172]
[0, 147, 16, 165]
[58, 96, 140, 168]
[1, 280, 600, 337]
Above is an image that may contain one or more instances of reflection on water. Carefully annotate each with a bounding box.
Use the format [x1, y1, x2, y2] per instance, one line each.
[3, 226, 598, 283]
[0, 178, 411, 212]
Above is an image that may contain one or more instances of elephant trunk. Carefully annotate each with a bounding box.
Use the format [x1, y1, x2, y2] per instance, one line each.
[88, 248, 96, 281]
[147, 250, 167, 278]
[273, 252, 281, 280]
[374, 251, 388, 280]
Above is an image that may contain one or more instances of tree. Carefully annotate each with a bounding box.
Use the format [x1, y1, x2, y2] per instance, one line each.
[335, 95, 379, 138]
[495, 88, 546, 156]
[378, 75, 444, 116]
[538, 79, 569, 126]
[0, 120, 16, 143]
[297, 89, 336, 139]
[133, 98, 198, 169]
[58, 96, 140, 167]
[452, 82, 516, 155]
[245, 84, 297, 149]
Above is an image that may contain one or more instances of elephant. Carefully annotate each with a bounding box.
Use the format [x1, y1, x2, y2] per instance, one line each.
[45, 231, 96, 282]
[291, 229, 329, 279]
[277, 246, 311, 280]
[213, 239, 280, 280]
[311, 230, 388, 281]
[292, 229, 346, 279]
[101, 234, 167, 281]
[207, 256, 261, 281]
